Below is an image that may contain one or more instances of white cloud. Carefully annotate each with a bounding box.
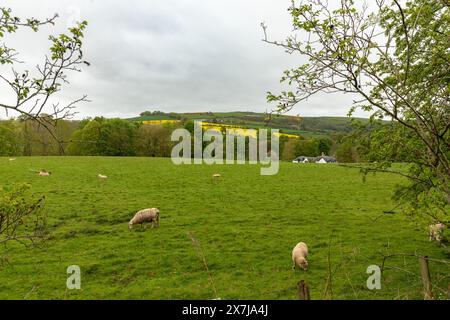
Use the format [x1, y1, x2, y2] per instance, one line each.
[0, 0, 368, 119]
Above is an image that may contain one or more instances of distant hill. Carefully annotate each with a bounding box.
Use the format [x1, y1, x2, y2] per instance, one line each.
[128, 111, 370, 138]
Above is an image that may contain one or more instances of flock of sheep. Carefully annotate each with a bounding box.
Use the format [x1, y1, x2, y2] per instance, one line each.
[34, 168, 313, 269]
[31, 167, 446, 271]
[35, 169, 161, 230]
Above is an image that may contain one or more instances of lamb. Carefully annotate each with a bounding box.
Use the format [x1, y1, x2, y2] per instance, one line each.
[429, 223, 445, 243]
[211, 173, 221, 183]
[129, 208, 160, 230]
[292, 242, 309, 270]
[38, 169, 51, 176]
[98, 174, 108, 180]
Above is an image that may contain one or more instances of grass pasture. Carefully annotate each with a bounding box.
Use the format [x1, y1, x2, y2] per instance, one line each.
[0, 157, 448, 299]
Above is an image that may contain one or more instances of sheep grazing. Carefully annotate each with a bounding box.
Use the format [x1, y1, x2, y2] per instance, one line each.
[429, 223, 445, 243]
[211, 173, 221, 182]
[292, 242, 309, 270]
[38, 169, 51, 176]
[129, 208, 160, 230]
[98, 174, 108, 180]
[8, 158, 16, 161]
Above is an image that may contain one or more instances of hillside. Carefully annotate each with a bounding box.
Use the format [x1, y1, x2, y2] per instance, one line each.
[129, 112, 370, 138]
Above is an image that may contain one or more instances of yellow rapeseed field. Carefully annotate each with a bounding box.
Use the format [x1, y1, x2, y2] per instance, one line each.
[201, 122, 299, 139]
[142, 120, 181, 125]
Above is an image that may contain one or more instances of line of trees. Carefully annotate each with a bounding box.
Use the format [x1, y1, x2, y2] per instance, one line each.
[68, 117, 174, 157]
[0, 117, 78, 156]
[1, 116, 377, 161]
[0, 117, 175, 157]
[281, 136, 333, 161]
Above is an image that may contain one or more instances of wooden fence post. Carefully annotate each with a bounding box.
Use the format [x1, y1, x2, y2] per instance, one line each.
[418, 256, 433, 300]
[297, 280, 310, 300]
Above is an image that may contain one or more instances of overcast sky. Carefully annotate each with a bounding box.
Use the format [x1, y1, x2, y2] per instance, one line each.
[1, 0, 366, 119]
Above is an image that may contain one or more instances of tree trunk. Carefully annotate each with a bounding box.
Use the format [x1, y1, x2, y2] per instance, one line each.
[418, 256, 433, 300]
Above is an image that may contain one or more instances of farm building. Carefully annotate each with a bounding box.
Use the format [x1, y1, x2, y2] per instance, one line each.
[292, 156, 313, 163]
[292, 155, 337, 163]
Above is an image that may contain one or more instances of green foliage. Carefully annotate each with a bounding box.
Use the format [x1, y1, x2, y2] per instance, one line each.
[0, 8, 56, 64]
[317, 137, 332, 155]
[49, 20, 87, 61]
[68, 118, 139, 156]
[294, 139, 319, 157]
[135, 124, 172, 157]
[183, 120, 195, 134]
[139, 110, 166, 117]
[393, 164, 450, 227]
[266, 0, 450, 225]
[281, 137, 333, 160]
[0, 121, 23, 156]
[0, 183, 46, 246]
[356, 122, 420, 163]
[336, 140, 359, 163]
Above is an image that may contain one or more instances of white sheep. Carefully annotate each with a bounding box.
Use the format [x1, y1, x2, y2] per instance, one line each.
[211, 173, 221, 183]
[292, 242, 309, 270]
[8, 158, 16, 161]
[429, 223, 445, 243]
[129, 208, 160, 230]
[98, 174, 108, 180]
[38, 170, 51, 176]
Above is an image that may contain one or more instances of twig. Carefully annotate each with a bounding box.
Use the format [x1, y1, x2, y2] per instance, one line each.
[323, 236, 333, 299]
[187, 232, 219, 299]
[23, 285, 39, 299]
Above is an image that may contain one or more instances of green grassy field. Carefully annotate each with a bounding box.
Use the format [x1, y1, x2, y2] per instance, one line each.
[0, 157, 448, 300]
